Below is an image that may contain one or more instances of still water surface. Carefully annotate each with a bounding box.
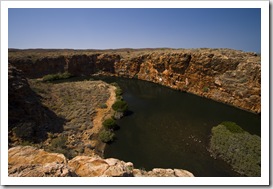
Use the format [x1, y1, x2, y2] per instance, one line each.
[82, 76, 261, 177]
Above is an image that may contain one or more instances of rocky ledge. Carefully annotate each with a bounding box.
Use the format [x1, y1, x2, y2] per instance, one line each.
[8, 146, 194, 177]
[9, 48, 261, 113]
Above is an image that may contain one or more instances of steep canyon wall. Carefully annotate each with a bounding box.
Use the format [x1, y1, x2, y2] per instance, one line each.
[9, 48, 261, 113]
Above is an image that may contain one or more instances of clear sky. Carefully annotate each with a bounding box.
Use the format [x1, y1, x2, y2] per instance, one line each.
[8, 8, 261, 52]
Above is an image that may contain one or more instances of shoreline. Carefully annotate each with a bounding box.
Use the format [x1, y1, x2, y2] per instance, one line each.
[82, 84, 117, 157]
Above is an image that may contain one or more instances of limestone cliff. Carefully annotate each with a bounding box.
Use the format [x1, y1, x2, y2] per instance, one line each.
[8, 146, 194, 177]
[8, 64, 65, 145]
[9, 48, 261, 113]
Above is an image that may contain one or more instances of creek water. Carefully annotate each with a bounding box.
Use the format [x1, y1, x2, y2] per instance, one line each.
[66, 76, 261, 177]
[96, 77, 261, 177]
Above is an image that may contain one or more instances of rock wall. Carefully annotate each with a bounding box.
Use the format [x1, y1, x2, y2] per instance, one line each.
[8, 48, 261, 113]
[8, 64, 65, 145]
[8, 146, 194, 177]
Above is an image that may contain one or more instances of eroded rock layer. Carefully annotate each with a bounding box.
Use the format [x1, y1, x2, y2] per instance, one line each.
[9, 48, 261, 113]
[8, 146, 194, 177]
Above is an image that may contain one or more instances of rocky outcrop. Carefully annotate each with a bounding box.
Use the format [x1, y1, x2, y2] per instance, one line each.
[8, 48, 261, 113]
[133, 168, 194, 177]
[8, 146, 73, 177]
[8, 64, 65, 145]
[8, 146, 194, 177]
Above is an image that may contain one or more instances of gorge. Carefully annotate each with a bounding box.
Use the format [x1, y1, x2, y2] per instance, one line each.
[9, 48, 261, 114]
[8, 48, 261, 177]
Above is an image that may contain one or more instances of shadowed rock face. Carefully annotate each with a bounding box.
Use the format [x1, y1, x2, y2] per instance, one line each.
[8, 48, 261, 113]
[8, 64, 65, 145]
[8, 146, 194, 177]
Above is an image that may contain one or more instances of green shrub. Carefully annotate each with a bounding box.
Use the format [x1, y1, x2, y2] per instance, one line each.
[203, 86, 209, 92]
[99, 130, 115, 143]
[50, 135, 67, 149]
[209, 123, 261, 176]
[115, 87, 123, 96]
[47, 135, 76, 159]
[102, 118, 117, 130]
[54, 148, 77, 160]
[13, 124, 33, 140]
[221, 121, 244, 133]
[21, 140, 33, 146]
[42, 74, 58, 82]
[42, 72, 73, 82]
[99, 103, 108, 109]
[112, 100, 128, 112]
[110, 83, 124, 100]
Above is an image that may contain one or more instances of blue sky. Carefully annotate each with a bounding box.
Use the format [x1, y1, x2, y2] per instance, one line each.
[8, 8, 261, 52]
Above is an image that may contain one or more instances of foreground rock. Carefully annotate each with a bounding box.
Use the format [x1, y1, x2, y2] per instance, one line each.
[9, 48, 261, 113]
[133, 168, 194, 177]
[8, 146, 74, 177]
[8, 146, 194, 177]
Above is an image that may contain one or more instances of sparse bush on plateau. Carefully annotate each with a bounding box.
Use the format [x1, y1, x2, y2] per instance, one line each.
[42, 72, 73, 82]
[203, 86, 209, 92]
[47, 134, 76, 159]
[99, 103, 108, 109]
[50, 135, 67, 149]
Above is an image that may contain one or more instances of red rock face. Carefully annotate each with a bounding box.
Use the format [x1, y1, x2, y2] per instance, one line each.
[115, 50, 261, 113]
[8, 49, 261, 113]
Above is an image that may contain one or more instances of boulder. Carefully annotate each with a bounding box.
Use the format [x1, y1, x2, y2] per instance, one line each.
[8, 146, 74, 177]
[8, 146, 194, 177]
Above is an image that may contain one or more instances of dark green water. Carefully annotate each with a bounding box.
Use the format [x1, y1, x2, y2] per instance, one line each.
[65, 76, 261, 177]
[98, 77, 261, 177]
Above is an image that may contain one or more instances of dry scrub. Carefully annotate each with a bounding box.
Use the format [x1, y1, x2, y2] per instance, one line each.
[29, 79, 116, 158]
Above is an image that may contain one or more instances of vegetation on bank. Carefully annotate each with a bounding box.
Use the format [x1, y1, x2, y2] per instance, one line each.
[99, 82, 129, 143]
[209, 122, 261, 177]
[99, 129, 115, 143]
[221, 121, 244, 133]
[110, 82, 129, 114]
[42, 72, 73, 82]
[102, 118, 117, 130]
[112, 100, 128, 113]
[111, 82, 123, 99]
[99, 118, 117, 143]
